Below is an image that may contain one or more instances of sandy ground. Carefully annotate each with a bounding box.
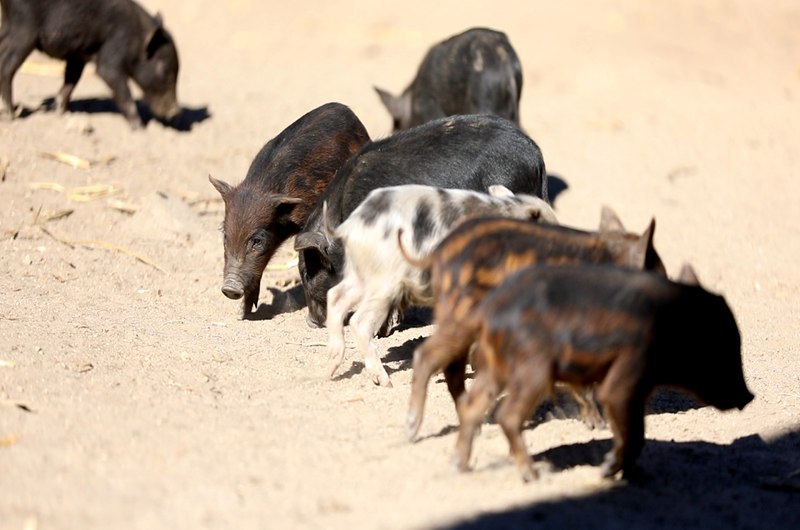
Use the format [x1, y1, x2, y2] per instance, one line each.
[1, 1, 799, 529]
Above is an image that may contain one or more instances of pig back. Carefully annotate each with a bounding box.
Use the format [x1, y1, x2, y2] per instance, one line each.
[312, 113, 546, 231]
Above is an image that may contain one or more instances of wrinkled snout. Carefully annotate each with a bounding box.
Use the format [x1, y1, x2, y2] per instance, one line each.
[221, 278, 244, 300]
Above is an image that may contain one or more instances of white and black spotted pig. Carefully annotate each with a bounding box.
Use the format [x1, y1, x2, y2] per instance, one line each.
[325, 184, 557, 387]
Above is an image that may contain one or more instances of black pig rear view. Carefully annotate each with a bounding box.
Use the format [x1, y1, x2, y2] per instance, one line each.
[295, 113, 547, 328]
[0, 0, 179, 128]
[375, 27, 522, 131]
[210, 102, 369, 317]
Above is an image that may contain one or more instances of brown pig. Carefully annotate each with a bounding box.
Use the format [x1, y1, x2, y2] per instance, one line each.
[406, 208, 666, 439]
[449, 264, 754, 482]
[209, 102, 369, 316]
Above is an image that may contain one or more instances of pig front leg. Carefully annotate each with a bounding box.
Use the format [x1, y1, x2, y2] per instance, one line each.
[95, 52, 142, 129]
[55, 57, 86, 113]
[325, 277, 363, 379]
[597, 362, 647, 480]
[350, 297, 393, 387]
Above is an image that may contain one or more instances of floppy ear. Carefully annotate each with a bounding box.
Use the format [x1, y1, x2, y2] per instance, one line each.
[294, 231, 328, 253]
[294, 232, 333, 272]
[599, 205, 625, 232]
[488, 185, 514, 198]
[209, 175, 233, 201]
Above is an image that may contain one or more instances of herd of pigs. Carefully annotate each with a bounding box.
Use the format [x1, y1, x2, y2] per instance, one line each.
[0, 0, 755, 483]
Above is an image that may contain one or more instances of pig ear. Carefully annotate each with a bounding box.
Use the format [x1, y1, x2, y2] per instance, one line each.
[488, 185, 514, 198]
[677, 263, 701, 286]
[375, 87, 410, 125]
[209, 175, 233, 200]
[294, 231, 328, 253]
[599, 206, 625, 232]
[629, 218, 656, 269]
[153, 11, 164, 27]
[294, 232, 333, 270]
[146, 25, 170, 59]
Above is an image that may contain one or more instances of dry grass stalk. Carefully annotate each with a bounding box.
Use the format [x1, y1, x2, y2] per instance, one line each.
[0, 155, 9, 182]
[39, 225, 166, 273]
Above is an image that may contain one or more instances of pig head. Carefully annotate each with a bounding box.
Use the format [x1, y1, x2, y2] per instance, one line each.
[210, 176, 303, 315]
[134, 13, 180, 122]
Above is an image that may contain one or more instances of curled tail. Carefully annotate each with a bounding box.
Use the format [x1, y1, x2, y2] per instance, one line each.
[396, 228, 430, 269]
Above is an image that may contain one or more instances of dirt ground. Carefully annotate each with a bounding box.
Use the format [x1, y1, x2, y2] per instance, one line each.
[1, 1, 799, 529]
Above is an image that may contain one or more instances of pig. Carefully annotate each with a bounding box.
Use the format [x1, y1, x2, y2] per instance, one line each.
[449, 264, 754, 482]
[0, 0, 180, 129]
[209, 102, 370, 316]
[326, 184, 557, 387]
[294, 113, 548, 329]
[375, 27, 522, 131]
[406, 208, 667, 440]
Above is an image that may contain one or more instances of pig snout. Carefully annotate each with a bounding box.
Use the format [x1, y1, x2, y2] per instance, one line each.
[737, 390, 755, 410]
[221, 277, 244, 300]
[147, 89, 180, 120]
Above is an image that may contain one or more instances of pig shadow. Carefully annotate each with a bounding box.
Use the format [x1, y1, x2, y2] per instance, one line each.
[245, 285, 307, 321]
[417, 386, 703, 443]
[38, 97, 211, 131]
[331, 335, 425, 384]
[435, 429, 800, 530]
[546, 173, 568, 208]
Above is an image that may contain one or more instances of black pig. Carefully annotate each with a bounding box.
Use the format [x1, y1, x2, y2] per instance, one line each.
[294, 113, 547, 329]
[0, 0, 179, 128]
[451, 264, 754, 482]
[210, 102, 370, 317]
[375, 27, 522, 131]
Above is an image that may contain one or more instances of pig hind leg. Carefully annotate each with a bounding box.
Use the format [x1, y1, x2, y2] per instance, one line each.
[495, 360, 552, 482]
[408, 324, 476, 441]
[350, 296, 394, 387]
[453, 366, 498, 473]
[326, 275, 363, 379]
[0, 29, 36, 116]
[54, 58, 86, 113]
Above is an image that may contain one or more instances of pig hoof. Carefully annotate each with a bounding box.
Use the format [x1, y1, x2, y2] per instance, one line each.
[327, 360, 342, 380]
[452, 454, 471, 473]
[406, 413, 421, 442]
[600, 454, 621, 479]
[373, 373, 393, 388]
[520, 466, 539, 483]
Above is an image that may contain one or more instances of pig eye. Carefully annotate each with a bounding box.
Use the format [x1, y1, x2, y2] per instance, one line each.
[249, 229, 268, 253]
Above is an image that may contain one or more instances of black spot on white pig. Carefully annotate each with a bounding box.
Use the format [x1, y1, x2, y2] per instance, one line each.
[325, 184, 557, 388]
[294, 113, 548, 330]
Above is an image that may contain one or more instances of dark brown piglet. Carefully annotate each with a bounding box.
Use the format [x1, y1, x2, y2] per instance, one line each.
[406, 208, 666, 439]
[450, 264, 754, 482]
[209, 102, 369, 316]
